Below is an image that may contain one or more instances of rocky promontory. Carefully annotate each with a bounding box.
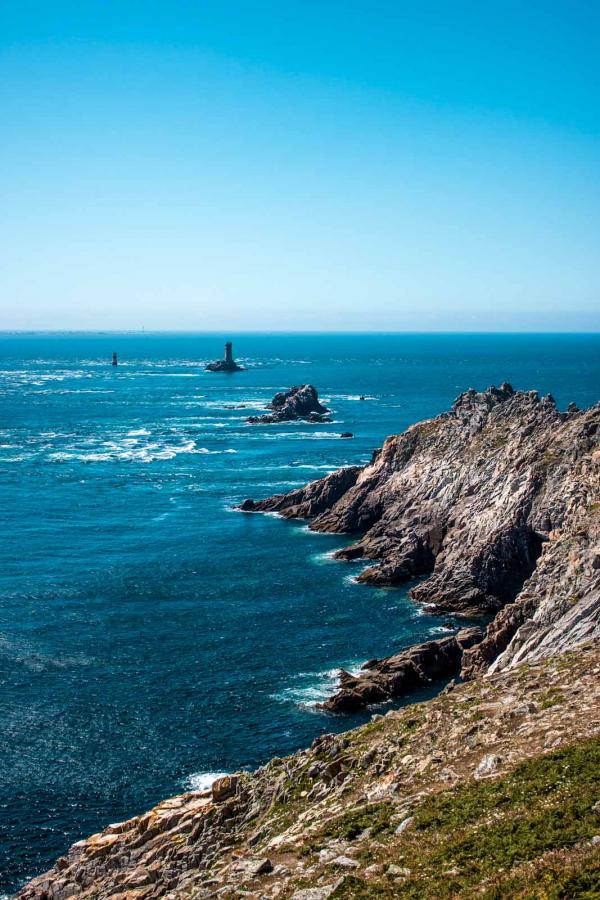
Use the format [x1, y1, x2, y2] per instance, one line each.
[15, 384, 600, 899]
[247, 385, 331, 424]
[321, 626, 483, 713]
[240, 384, 600, 683]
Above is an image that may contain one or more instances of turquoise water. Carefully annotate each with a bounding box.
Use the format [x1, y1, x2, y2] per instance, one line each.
[1, 332, 599, 892]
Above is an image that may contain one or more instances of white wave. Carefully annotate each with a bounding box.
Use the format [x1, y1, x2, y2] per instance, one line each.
[186, 771, 229, 792]
[311, 550, 338, 564]
[194, 447, 237, 455]
[328, 394, 377, 401]
[293, 524, 330, 535]
[272, 661, 365, 709]
[204, 399, 267, 410]
[280, 464, 339, 471]
[251, 431, 341, 441]
[250, 480, 305, 489]
[344, 572, 364, 585]
[48, 437, 204, 464]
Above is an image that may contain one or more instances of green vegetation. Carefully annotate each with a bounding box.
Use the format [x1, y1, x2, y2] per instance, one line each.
[330, 737, 600, 899]
[539, 687, 567, 710]
[300, 802, 394, 855]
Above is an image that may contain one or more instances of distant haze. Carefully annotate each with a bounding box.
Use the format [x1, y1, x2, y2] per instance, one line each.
[1, 1, 599, 331]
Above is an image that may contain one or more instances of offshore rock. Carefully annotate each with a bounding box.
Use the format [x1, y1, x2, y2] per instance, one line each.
[247, 384, 331, 424]
[240, 385, 600, 676]
[321, 627, 483, 713]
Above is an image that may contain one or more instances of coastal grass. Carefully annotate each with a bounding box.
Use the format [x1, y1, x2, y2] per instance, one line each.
[329, 736, 600, 898]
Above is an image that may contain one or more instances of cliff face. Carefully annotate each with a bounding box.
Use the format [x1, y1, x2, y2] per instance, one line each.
[16, 386, 600, 898]
[241, 385, 600, 678]
[18, 645, 600, 898]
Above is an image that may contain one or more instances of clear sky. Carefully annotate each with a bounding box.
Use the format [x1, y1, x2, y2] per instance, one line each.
[1, 1, 599, 331]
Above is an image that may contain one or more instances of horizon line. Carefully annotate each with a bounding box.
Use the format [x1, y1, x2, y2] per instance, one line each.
[1, 329, 600, 336]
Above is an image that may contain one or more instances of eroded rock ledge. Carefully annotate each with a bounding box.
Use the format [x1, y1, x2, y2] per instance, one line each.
[321, 627, 483, 713]
[247, 385, 331, 424]
[240, 385, 600, 678]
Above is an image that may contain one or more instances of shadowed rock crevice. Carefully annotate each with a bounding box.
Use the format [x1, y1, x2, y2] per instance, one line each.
[410, 523, 545, 613]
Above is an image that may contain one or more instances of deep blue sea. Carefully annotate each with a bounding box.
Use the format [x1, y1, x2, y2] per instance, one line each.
[1, 332, 599, 892]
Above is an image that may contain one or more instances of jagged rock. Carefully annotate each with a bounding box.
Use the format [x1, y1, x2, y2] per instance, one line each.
[239, 385, 600, 675]
[212, 775, 238, 802]
[236, 857, 273, 877]
[291, 882, 344, 900]
[474, 754, 503, 778]
[320, 628, 483, 712]
[329, 855, 359, 868]
[394, 816, 415, 834]
[240, 466, 361, 518]
[247, 385, 331, 424]
[340, 432, 353, 439]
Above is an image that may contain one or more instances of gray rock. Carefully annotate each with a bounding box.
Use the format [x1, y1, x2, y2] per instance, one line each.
[394, 816, 415, 834]
[474, 754, 502, 778]
[291, 880, 344, 900]
[329, 855, 359, 868]
[247, 385, 331, 425]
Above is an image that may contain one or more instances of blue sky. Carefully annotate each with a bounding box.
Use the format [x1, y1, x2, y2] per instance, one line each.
[1, 1, 599, 330]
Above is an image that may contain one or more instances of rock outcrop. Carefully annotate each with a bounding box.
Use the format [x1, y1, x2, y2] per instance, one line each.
[247, 385, 331, 424]
[321, 627, 483, 712]
[17, 644, 600, 898]
[240, 385, 600, 679]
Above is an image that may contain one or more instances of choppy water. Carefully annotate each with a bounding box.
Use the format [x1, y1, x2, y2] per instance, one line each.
[1, 332, 599, 892]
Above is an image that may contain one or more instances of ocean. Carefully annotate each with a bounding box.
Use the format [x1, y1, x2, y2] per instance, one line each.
[1, 332, 599, 892]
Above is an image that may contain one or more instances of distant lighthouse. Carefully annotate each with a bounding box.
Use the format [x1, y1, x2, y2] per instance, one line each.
[112, 352, 118, 366]
[205, 341, 244, 372]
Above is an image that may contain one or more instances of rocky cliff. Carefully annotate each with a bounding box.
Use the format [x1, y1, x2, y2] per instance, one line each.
[16, 385, 600, 898]
[18, 644, 600, 898]
[241, 385, 600, 681]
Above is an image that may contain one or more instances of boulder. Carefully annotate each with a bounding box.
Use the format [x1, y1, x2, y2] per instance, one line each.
[212, 775, 238, 802]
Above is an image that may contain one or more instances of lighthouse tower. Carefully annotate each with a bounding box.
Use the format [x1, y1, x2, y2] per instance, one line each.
[205, 340, 243, 372]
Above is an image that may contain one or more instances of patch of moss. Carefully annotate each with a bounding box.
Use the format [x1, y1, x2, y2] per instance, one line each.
[301, 802, 394, 855]
[332, 737, 600, 899]
[482, 846, 600, 899]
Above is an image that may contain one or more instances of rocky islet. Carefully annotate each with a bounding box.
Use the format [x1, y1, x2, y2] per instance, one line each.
[247, 385, 331, 425]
